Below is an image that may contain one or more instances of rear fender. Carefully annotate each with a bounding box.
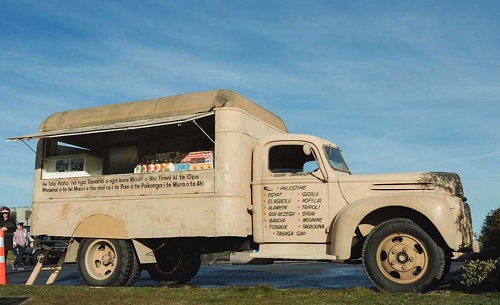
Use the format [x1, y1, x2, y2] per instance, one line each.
[64, 215, 129, 263]
[72, 214, 128, 239]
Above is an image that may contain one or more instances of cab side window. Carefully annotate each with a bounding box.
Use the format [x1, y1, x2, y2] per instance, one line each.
[268, 145, 316, 173]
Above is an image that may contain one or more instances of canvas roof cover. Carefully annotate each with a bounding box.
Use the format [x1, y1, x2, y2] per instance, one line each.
[8, 89, 287, 140]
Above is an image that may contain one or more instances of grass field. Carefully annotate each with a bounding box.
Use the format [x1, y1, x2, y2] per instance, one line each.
[2, 251, 498, 304]
[1, 285, 499, 305]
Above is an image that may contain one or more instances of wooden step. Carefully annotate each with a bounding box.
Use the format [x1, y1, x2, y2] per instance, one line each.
[26, 249, 66, 285]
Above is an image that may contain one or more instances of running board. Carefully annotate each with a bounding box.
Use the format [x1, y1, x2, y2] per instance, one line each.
[250, 243, 337, 261]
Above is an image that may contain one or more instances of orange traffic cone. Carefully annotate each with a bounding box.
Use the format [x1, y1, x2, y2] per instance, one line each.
[0, 229, 6, 285]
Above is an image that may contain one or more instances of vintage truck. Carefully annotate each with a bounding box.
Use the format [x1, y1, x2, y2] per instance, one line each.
[9, 89, 478, 292]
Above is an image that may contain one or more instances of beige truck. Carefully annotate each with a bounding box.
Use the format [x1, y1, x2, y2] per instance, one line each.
[9, 89, 478, 292]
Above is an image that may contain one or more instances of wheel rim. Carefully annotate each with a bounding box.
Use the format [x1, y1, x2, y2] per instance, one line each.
[85, 240, 117, 280]
[376, 233, 429, 284]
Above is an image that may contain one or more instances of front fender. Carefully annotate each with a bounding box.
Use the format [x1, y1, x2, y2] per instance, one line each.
[330, 193, 455, 259]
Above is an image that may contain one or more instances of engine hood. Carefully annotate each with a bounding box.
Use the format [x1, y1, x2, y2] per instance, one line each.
[338, 172, 464, 204]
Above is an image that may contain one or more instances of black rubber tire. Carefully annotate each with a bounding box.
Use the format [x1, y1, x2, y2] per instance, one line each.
[125, 249, 142, 287]
[77, 239, 139, 287]
[146, 251, 201, 285]
[440, 254, 452, 282]
[362, 218, 445, 292]
[432, 246, 452, 286]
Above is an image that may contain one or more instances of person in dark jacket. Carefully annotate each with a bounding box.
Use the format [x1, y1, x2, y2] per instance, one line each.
[1, 206, 16, 252]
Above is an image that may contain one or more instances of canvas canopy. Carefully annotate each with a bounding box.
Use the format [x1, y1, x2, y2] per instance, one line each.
[7, 89, 287, 141]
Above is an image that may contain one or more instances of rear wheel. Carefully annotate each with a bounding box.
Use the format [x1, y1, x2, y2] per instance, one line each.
[146, 250, 201, 285]
[77, 239, 139, 287]
[362, 218, 445, 292]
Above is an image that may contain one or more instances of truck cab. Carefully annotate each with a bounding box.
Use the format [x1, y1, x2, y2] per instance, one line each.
[249, 133, 477, 292]
[250, 135, 347, 255]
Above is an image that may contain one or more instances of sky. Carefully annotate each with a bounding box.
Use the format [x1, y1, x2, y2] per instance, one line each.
[1, 1, 499, 234]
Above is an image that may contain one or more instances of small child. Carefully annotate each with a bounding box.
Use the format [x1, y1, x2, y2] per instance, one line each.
[13, 222, 28, 270]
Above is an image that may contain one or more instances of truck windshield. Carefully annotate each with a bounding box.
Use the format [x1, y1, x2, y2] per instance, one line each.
[324, 146, 349, 172]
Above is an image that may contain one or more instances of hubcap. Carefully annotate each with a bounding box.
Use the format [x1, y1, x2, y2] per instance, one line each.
[376, 233, 428, 284]
[85, 240, 117, 280]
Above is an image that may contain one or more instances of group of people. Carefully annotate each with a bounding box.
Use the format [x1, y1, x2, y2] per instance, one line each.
[1, 206, 28, 270]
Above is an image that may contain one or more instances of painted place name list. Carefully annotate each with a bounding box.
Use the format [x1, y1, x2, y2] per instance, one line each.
[40, 171, 214, 199]
[263, 184, 328, 241]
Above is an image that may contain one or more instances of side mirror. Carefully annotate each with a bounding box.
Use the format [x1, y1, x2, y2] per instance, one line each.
[303, 144, 312, 156]
[302, 143, 328, 183]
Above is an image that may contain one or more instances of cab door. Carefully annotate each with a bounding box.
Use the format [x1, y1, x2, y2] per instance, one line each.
[253, 141, 330, 243]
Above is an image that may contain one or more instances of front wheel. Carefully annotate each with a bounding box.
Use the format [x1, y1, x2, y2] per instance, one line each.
[77, 239, 139, 287]
[145, 250, 201, 285]
[438, 253, 452, 283]
[362, 218, 445, 292]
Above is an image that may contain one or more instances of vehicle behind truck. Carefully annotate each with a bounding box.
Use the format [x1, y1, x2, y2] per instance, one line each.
[9, 89, 478, 292]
